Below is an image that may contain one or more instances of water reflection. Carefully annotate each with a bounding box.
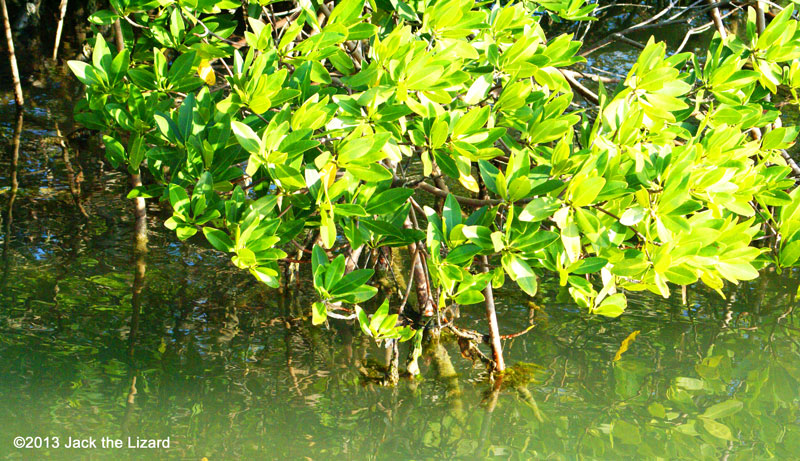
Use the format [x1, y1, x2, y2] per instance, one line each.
[1, 109, 22, 290]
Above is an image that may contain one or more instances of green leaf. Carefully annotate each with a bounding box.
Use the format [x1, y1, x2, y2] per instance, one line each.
[110, 50, 130, 83]
[233, 247, 257, 267]
[430, 120, 449, 149]
[701, 400, 743, 420]
[334, 203, 367, 217]
[570, 257, 607, 275]
[571, 177, 606, 208]
[446, 244, 481, 265]
[453, 106, 489, 138]
[324, 254, 346, 291]
[594, 293, 626, 317]
[389, 0, 418, 21]
[250, 266, 280, 287]
[378, 314, 399, 336]
[169, 51, 197, 83]
[231, 121, 261, 155]
[356, 306, 371, 337]
[780, 240, 800, 267]
[519, 197, 561, 222]
[328, 0, 365, 25]
[203, 228, 234, 252]
[501, 253, 538, 297]
[330, 269, 374, 296]
[517, 274, 538, 297]
[88, 9, 118, 25]
[443, 194, 462, 236]
[312, 301, 327, 325]
[463, 225, 493, 249]
[102, 135, 126, 169]
[716, 262, 759, 282]
[127, 185, 164, 199]
[175, 225, 197, 240]
[312, 244, 328, 270]
[68, 61, 100, 86]
[701, 418, 734, 440]
[762, 126, 799, 150]
[92, 34, 112, 76]
[619, 207, 647, 226]
[320, 207, 337, 248]
[154, 111, 183, 144]
[338, 133, 390, 165]
[370, 300, 390, 332]
[454, 289, 484, 305]
[464, 74, 493, 105]
[310, 61, 331, 84]
[611, 420, 641, 445]
[365, 189, 414, 215]
[513, 230, 559, 254]
[127, 68, 158, 90]
[168, 184, 191, 214]
[347, 163, 393, 182]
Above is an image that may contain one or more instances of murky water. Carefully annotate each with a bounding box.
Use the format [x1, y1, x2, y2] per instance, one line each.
[3, 5, 800, 460]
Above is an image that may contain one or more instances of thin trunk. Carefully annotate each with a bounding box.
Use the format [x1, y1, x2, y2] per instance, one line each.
[404, 233, 435, 317]
[113, 19, 125, 52]
[131, 174, 148, 248]
[755, 2, 766, 35]
[1, 0, 24, 107]
[481, 255, 505, 372]
[386, 151, 435, 319]
[431, 163, 449, 212]
[755, 2, 778, 134]
[707, 0, 727, 40]
[113, 19, 148, 246]
[52, 0, 69, 60]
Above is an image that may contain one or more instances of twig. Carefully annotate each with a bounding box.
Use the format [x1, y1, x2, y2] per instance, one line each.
[182, 7, 239, 45]
[562, 69, 619, 84]
[121, 14, 148, 29]
[581, 1, 706, 57]
[593, 205, 661, 246]
[560, 69, 599, 104]
[416, 182, 504, 206]
[501, 325, 535, 340]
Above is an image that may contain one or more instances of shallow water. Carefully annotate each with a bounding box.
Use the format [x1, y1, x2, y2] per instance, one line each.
[3, 6, 800, 460]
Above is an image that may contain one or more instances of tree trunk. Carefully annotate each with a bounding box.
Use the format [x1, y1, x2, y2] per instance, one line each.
[1, 0, 24, 107]
[52, 0, 68, 60]
[481, 255, 505, 372]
